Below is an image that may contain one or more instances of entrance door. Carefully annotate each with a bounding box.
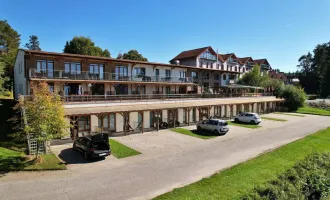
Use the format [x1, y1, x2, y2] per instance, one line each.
[155, 69, 160, 82]
[91, 84, 105, 95]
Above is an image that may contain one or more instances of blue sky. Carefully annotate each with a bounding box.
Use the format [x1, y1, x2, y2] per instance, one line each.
[1, 0, 330, 72]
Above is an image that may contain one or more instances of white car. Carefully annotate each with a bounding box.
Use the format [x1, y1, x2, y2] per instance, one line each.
[196, 119, 229, 135]
[234, 112, 261, 124]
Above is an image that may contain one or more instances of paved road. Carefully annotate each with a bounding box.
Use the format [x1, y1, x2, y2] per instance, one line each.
[1, 114, 330, 200]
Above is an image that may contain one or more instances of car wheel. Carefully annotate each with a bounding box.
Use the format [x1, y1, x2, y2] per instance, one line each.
[250, 120, 256, 125]
[214, 129, 220, 135]
[234, 118, 239, 123]
[197, 126, 202, 131]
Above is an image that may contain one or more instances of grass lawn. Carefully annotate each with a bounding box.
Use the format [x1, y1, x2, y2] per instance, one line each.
[0, 146, 66, 171]
[154, 127, 330, 200]
[170, 128, 217, 139]
[297, 106, 330, 116]
[109, 139, 141, 159]
[274, 112, 305, 117]
[227, 121, 261, 129]
[261, 117, 287, 122]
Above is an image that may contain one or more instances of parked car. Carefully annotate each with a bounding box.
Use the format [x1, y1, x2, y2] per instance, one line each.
[73, 133, 111, 160]
[234, 112, 261, 124]
[196, 119, 229, 135]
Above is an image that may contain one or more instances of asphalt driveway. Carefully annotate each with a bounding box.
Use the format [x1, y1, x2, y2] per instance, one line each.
[1, 114, 329, 200]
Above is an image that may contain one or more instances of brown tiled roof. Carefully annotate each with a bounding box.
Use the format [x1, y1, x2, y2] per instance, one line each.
[254, 59, 270, 67]
[22, 49, 240, 73]
[238, 57, 254, 64]
[170, 46, 217, 62]
[219, 53, 242, 64]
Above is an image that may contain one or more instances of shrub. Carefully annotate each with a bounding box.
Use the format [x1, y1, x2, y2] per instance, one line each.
[242, 153, 330, 200]
[279, 85, 306, 111]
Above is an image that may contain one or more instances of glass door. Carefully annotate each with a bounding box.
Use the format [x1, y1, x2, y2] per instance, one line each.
[155, 69, 159, 82]
[99, 65, 104, 80]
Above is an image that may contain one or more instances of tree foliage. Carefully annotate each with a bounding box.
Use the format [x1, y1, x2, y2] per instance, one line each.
[238, 65, 268, 87]
[25, 35, 41, 50]
[0, 20, 20, 91]
[15, 82, 69, 156]
[63, 36, 111, 57]
[278, 85, 306, 111]
[297, 42, 330, 97]
[122, 50, 148, 61]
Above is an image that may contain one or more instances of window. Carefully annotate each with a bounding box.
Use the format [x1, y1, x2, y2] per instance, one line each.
[65, 62, 81, 74]
[214, 74, 219, 80]
[210, 63, 213, 69]
[221, 64, 224, 70]
[203, 72, 209, 79]
[36, 60, 54, 77]
[134, 68, 145, 76]
[78, 116, 90, 131]
[243, 67, 246, 73]
[191, 71, 198, 79]
[217, 64, 220, 69]
[235, 66, 237, 72]
[206, 62, 209, 68]
[200, 50, 216, 60]
[115, 66, 128, 79]
[199, 61, 203, 67]
[179, 71, 186, 78]
[223, 74, 227, 80]
[89, 64, 102, 74]
[165, 69, 171, 78]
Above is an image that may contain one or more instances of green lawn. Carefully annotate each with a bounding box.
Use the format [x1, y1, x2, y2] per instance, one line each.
[154, 127, 330, 200]
[170, 128, 217, 139]
[109, 139, 141, 159]
[0, 146, 66, 171]
[297, 106, 330, 116]
[227, 121, 261, 129]
[274, 112, 305, 117]
[261, 117, 287, 122]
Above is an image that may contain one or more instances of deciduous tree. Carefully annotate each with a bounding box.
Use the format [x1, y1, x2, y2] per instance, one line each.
[63, 36, 111, 57]
[15, 82, 69, 157]
[0, 20, 20, 91]
[122, 50, 148, 61]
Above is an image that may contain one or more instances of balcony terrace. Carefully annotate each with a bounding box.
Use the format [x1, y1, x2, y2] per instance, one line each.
[29, 68, 197, 84]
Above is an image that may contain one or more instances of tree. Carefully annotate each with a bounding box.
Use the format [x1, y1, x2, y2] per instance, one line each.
[0, 20, 20, 91]
[63, 36, 111, 57]
[313, 42, 330, 98]
[297, 52, 313, 74]
[15, 82, 69, 157]
[122, 50, 148, 61]
[238, 65, 268, 87]
[25, 35, 41, 50]
[278, 85, 306, 111]
[263, 78, 284, 97]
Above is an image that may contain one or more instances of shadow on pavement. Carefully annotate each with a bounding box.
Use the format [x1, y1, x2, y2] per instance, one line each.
[58, 148, 104, 165]
[191, 129, 227, 136]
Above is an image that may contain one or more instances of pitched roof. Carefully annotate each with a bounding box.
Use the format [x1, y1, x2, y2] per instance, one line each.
[238, 57, 254, 65]
[254, 59, 270, 67]
[219, 53, 242, 64]
[170, 46, 217, 62]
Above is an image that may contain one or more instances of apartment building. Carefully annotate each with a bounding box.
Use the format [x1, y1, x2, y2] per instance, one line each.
[14, 48, 280, 137]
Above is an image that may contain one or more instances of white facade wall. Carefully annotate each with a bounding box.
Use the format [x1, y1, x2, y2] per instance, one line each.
[14, 50, 27, 99]
[116, 113, 124, 132]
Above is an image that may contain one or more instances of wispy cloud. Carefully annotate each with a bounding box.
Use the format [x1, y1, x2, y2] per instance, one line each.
[285, 23, 295, 27]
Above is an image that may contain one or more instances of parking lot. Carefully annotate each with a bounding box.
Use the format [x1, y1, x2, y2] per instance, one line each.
[51, 112, 311, 172]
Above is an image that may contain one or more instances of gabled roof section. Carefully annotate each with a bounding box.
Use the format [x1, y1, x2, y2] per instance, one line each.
[254, 59, 270, 67]
[238, 57, 254, 65]
[219, 53, 242, 64]
[170, 46, 217, 62]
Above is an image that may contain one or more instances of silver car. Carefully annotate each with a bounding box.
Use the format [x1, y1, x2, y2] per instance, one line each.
[196, 119, 229, 135]
[234, 112, 262, 124]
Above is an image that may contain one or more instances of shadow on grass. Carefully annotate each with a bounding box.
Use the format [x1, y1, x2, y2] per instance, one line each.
[59, 148, 104, 165]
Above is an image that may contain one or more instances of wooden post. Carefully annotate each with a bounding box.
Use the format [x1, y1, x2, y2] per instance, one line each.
[141, 111, 144, 133]
[187, 108, 191, 126]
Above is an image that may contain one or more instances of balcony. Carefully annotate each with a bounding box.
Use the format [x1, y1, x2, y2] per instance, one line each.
[29, 69, 196, 84]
